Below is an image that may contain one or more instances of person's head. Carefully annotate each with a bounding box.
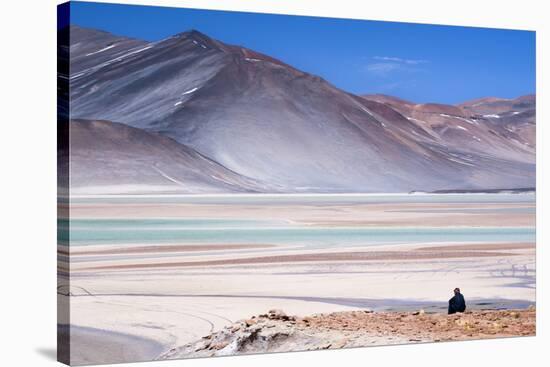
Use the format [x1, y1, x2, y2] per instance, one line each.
[454, 288, 461, 295]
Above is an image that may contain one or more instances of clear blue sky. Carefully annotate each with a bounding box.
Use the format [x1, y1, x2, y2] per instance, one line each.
[67, 1, 535, 104]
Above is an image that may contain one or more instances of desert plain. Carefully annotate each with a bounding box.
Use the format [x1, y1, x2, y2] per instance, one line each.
[58, 193, 535, 364]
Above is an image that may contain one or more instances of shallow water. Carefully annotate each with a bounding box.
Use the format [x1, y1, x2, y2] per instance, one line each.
[63, 220, 535, 247]
[64, 193, 535, 247]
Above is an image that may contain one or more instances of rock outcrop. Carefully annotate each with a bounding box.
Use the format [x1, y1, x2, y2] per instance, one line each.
[159, 308, 536, 360]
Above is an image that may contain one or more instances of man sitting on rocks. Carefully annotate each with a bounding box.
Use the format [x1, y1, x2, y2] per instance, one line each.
[448, 288, 466, 314]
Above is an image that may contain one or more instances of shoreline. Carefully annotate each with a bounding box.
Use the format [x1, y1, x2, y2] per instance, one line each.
[66, 293, 536, 312]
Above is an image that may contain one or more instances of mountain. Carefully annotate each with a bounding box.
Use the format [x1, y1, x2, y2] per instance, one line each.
[64, 25, 536, 194]
[459, 95, 536, 149]
[459, 94, 535, 115]
[362, 94, 535, 162]
[61, 119, 265, 194]
[69, 25, 149, 76]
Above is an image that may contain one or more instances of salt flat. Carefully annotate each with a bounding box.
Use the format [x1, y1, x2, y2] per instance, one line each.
[59, 193, 536, 364]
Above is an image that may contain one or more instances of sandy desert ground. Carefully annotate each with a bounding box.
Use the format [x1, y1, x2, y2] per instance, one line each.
[58, 194, 536, 365]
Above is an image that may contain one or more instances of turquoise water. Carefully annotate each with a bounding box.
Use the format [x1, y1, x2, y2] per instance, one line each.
[62, 219, 535, 247]
[62, 194, 535, 247]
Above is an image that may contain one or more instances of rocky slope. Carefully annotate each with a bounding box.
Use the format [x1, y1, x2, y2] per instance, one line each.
[62, 119, 265, 194]
[69, 25, 149, 76]
[159, 308, 535, 359]
[64, 25, 536, 194]
[362, 94, 535, 162]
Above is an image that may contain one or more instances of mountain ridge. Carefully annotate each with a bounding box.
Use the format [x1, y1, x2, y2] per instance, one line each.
[61, 119, 267, 194]
[62, 25, 536, 194]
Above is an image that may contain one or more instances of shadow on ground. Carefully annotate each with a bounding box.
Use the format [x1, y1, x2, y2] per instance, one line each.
[36, 348, 57, 361]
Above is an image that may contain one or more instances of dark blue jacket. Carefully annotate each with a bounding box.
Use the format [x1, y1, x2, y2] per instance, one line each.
[448, 293, 466, 314]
